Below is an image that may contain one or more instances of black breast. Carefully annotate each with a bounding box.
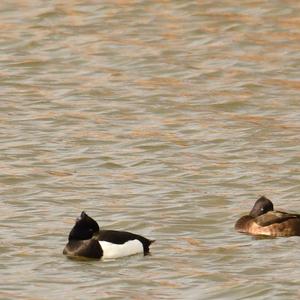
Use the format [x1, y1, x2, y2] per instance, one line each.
[63, 239, 103, 259]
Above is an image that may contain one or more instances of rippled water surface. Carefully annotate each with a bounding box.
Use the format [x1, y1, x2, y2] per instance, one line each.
[1, 1, 300, 299]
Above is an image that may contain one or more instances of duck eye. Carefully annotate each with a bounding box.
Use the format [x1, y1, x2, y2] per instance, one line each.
[261, 208, 264, 211]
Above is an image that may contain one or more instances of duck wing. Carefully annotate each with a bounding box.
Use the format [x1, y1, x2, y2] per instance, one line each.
[97, 230, 154, 245]
[255, 211, 300, 227]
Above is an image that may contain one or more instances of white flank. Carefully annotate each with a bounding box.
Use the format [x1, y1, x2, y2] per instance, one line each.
[99, 240, 143, 259]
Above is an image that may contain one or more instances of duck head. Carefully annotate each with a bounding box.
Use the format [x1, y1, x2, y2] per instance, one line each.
[249, 196, 274, 218]
[68, 211, 100, 240]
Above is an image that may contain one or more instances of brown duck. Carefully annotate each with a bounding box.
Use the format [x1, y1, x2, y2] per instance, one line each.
[235, 196, 300, 237]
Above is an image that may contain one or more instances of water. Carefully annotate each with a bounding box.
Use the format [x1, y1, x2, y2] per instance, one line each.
[1, 1, 300, 299]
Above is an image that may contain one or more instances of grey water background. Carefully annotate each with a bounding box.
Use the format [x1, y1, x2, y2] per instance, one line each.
[1, 1, 300, 299]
